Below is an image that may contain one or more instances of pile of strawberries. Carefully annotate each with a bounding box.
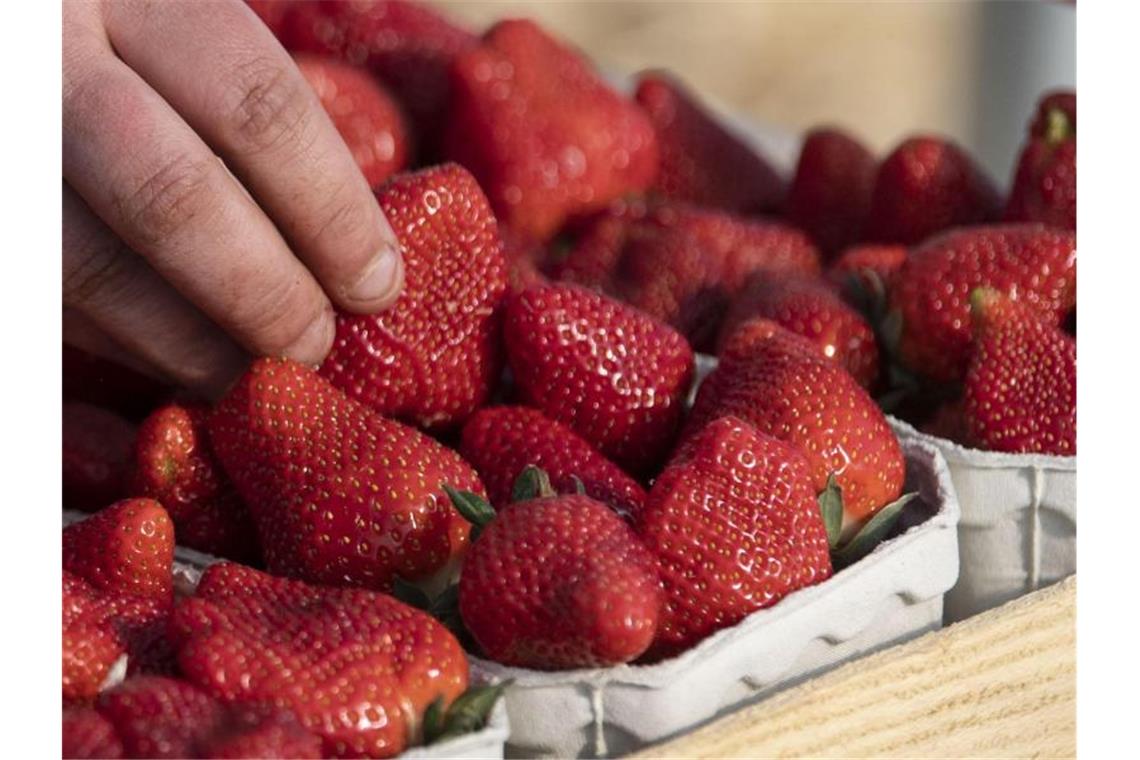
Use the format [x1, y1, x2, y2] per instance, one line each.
[62, 1, 1077, 758]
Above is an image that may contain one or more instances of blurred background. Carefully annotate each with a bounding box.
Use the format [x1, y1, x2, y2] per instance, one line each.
[438, 1, 1075, 187]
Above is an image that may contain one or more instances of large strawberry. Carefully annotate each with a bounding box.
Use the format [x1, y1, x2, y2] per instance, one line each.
[504, 283, 694, 476]
[634, 71, 783, 214]
[448, 471, 662, 669]
[888, 224, 1077, 383]
[63, 499, 174, 604]
[689, 322, 905, 526]
[171, 562, 469, 758]
[295, 55, 410, 189]
[132, 404, 259, 563]
[865, 136, 1000, 244]
[209, 357, 484, 591]
[783, 127, 877, 258]
[460, 405, 646, 518]
[637, 416, 832, 659]
[320, 163, 507, 432]
[443, 19, 658, 241]
[63, 402, 136, 512]
[963, 289, 1076, 455]
[1005, 90, 1076, 230]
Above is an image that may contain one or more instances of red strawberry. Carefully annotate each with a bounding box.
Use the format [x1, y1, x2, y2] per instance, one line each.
[63, 499, 174, 603]
[443, 19, 659, 242]
[63, 708, 123, 759]
[866, 136, 1000, 244]
[131, 404, 259, 563]
[634, 71, 784, 214]
[280, 0, 476, 154]
[244, 0, 292, 38]
[295, 55, 410, 189]
[689, 323, 904, 524]
[319, 164, 507, 431]
[719, 275, 880, 389]
[827, 243, 908, 294]
[64, 402, 136, 512]
[1005, 90, 1076, 230]
[552, 197, 651, 292]
[460, 405, 646, 518]
[718, 317, 827, 365]
[889, 224, 1077, 383]
[209, 357, 484, 591]
[918, 400, 973, 447]
[171, 562, 468, 757]
[504, 283, 694, 476]
[963, 289, 1076, 455]
[784, 127, 877, 258]
[450, 479, 661, 668]
[500, 227, 550, 295]
[638, 417, 831, 658]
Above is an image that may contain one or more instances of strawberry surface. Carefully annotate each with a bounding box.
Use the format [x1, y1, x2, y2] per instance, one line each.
[1005, 90, 1076, 230]
[63, 499, 174, 604]
[64, 402, 137, 512]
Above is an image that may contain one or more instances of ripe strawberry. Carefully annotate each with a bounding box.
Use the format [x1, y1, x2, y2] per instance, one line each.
[827, 243, 908, 294]
[449, 477, 662, 668]
[637, 416, 832, 659]
[504, 283, 694, 476]
[784, 127, 877, 258]
[63, 402, 136, 512]
[718, 317, 827, 365]
[460, 405, 646, 518]
[295, 55, 410, 189]
[63, 499, 174, 604]
[689, 323, 905, 524]
[866, 136, 1000, 244]
[634, 71, 784, 214]
[963, 289, 1076, 455]
[719, 275, 880, 389]
[1005, 90, 1076, 230]
[132, 404, 259, 563]
[209, 357, 485, 591]
[171, 562, 468, 757]
[320, 164, 507, 431]
[552, 197, 651, 292]
[63, 708, 123, 759]
[443, 19, 658, 241]
[889, 224, 1077, 383]
[500, 227, 550, 295]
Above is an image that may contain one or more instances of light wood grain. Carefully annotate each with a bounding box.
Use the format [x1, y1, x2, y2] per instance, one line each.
[632, 577, 1075, 759]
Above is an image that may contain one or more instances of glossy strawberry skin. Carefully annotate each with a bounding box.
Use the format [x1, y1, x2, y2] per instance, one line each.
[784, 127, 877, 258]
[637, 417, 832, 659]
[866, 136, 1000, 245]
[63, 402, 136, 512]
[635, 72, 784, 214]
[209, 358, 484, 591]
[504, 283, 694, 476]
[1005, 91, 1076, 231]
[689, 323, 904, 522]
[320, 164, 507, 432]
[171, 562, 468, 758]
[459, 495, 662, 669]
[889, 224, 1077, 383]
[131, 404, 259, 563]
[964, 291, 1076, 455]
[63, 708, 124, 759]
[295, 55, 409, 189]
[63, 499, 175, 604]
[444, 19, 658, 242]
[460, 405, 646, 518]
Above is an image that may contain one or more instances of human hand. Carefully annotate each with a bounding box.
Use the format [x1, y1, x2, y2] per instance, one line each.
[63, 0, 404, 398]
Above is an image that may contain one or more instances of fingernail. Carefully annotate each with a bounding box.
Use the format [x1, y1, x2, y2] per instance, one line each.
[347, 244, 404, 307]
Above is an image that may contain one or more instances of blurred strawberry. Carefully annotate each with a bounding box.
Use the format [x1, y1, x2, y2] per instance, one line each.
[63, 346, 171, 421]
[827, 243, 908, 295]
[63, 708, 123, 759]
[64, 402, 136, 512]
[1005, 90, 1076, 230]
[244, 0, 292, 38]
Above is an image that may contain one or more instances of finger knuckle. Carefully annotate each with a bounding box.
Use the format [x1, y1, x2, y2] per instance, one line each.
[237, 274, 330, 358]
[117, 153, 216, 246]
[308, 180, 379, 264]
[228, 57, 314, 155]
[63, 237, 143, 311]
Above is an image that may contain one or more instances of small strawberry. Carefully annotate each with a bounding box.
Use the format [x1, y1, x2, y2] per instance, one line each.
[63, 707, 123, 759]
[784, 127, 877, 258]
[443, 19, 659, 241]
[551, 197, 651, 292]
[689, 322, 905, 525]
[448, 470, 662, 669]
[634, 71, 784, 214]
[132, 404, 259, 563]
[295, 55, 410, 189]
[866, 136, 1000, 245]
[63, 402, 136, 512]
[719, 275, 880, 390]
[637, 416, 832, 659]
[63, 499, 174, 604]
[1005, 90, 1076, 230]
[963, 289, 1076, 455]
[171, 562, 469, 757]
[209, 357, 485, 591]
[504, 283, 694, 476]
[888, 224, 1077, 383]
[460, 405, 647, 518]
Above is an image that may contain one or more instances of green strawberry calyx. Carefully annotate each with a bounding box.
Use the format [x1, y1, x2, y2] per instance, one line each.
[422, 680, 512, 745]
[817, 477, 918, 569]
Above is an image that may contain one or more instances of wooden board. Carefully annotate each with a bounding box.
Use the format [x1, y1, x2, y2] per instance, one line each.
[632, 577, 1075, 759]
